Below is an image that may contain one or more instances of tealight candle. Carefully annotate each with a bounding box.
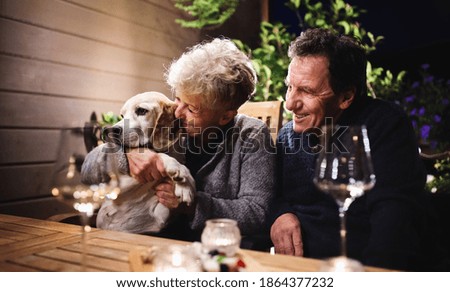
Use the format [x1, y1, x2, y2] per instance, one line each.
[153, 245, 201, 272]
[201, 218, 241, 256]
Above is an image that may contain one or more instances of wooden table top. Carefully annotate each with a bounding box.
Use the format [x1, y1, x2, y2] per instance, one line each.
[0, 213, 389, 272]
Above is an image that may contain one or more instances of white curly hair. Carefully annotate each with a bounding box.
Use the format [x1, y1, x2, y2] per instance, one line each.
[165, 38, 257, 110]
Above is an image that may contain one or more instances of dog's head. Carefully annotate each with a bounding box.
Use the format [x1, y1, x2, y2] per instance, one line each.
[105, 91, 180, 151]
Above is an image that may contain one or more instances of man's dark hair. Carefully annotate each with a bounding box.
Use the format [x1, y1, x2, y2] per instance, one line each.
[288, 28, 367, 98]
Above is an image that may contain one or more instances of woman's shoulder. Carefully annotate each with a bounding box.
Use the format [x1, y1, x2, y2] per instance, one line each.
[234, 114, 270, 134]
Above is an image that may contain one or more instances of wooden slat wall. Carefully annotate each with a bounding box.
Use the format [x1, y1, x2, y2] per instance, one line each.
[0, 0, 200, 218]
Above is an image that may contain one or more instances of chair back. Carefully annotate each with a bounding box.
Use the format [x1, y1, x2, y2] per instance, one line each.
[238, 100, 283, 142]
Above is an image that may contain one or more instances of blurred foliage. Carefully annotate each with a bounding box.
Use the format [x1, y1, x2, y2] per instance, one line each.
[100, 111, 122, 127]
[427, 158, 450, 194]
[234, 22, 293, 102]
[174, 0, 238, 29]
[383, 64, 450, 152]
[384, 64, 450, 194]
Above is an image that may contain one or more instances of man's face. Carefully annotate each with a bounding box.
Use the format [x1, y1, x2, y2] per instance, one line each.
[285, 55, 347, 133]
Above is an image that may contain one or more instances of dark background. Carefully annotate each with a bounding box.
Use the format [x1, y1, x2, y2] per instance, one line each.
[269, 0, 450, 80]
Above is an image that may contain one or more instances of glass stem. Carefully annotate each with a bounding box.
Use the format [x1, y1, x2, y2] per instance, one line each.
[339, 197, 353, 258]
[80, 212, 90, 271]
[338, 207, 347, 257]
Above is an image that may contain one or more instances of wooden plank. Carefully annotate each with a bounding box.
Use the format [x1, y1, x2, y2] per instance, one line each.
[38, 248, 129, 271]
[95, 229, 188, 248]
[0, 261, 40, 271]
[0, 229, 38, 241]
[13, 216, 88, 234]
[0, 55, 168, 101]
[0, 164, 54, 201]
[0, 92, 124, 129]
[0, 18, 171, 80]
[62, 242, 130, 262]
[87, 237, 144, 252]
[0, 213, 31, 223]
[0, 221, 56, 236]
[0, 238, 15, 245]
[66, 0, 198, 40]
[1, 0, 198, 58]
[0, 232, 81, 259]
[9, 254, 100, 271]
[0, 129, 60, 164]
[142, 0, 176, 11]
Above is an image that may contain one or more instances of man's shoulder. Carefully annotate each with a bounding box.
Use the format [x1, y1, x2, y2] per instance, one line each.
[365, 98, 407, 118]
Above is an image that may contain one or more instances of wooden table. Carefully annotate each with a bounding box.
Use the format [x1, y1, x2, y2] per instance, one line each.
[0, 213, 389, 272]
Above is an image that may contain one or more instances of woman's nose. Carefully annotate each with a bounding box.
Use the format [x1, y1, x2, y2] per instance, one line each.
[174, 103, 185, 119]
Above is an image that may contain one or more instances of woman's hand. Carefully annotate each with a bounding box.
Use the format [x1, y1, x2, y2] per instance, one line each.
[126, 148, 166, 183]
[155, 180, 195, 216]
[154, 180, 180, 209]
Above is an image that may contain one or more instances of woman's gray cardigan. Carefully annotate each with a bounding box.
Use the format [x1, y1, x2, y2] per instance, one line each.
[189, 114, 276, 235]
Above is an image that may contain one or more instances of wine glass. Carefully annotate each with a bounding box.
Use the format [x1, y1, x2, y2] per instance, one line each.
[313, 124, 376, 271]
[50, 127, 121, 271]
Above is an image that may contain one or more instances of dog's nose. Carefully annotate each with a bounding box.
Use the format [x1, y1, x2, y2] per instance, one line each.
[102, 126, 122, 144]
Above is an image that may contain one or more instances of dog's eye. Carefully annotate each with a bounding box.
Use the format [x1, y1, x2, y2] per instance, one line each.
[135, 107, 148, 116]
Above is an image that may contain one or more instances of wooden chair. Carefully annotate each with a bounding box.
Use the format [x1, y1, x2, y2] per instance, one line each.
[238, 100, 283, 142]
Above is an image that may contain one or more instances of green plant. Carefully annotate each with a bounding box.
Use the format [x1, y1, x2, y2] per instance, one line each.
[100, 111, 122, 127]
[234, 22, 293, 102]
[427, 158, 450, 194]
[174, 0, 239, 29]
[388, 64, 450, 152]
[380, 64, 450, 194]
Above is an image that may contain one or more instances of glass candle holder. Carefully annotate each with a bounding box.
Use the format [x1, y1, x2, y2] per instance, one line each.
[153, 244, 202, 272]
[201, 218, 241, 256]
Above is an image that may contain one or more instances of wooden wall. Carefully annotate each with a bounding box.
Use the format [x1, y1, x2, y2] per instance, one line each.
[0, 0, 200, 219]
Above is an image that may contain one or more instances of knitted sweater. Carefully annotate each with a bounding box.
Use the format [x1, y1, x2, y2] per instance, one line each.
[184, 114, 276, 235]
[272, 97, 433, 271]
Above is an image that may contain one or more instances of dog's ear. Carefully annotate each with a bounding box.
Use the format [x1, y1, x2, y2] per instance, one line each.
[151, 101, 177, 151]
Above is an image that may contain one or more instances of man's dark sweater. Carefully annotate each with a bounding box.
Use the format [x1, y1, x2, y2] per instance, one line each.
[272, 97, 438, 271]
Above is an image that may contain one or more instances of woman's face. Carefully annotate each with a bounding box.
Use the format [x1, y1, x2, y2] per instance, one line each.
[174, 92, 229, 137]
[285, 55, 349, 133]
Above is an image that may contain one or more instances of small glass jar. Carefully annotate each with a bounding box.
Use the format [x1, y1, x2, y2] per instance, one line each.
[201, 218, 241, 256]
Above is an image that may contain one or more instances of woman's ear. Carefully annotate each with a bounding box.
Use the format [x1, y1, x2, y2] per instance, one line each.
[339, 88, 356, 110]
[218, 110, 237, 126]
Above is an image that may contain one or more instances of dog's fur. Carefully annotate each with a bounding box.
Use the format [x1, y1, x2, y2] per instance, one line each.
[82, 92, 195, 233]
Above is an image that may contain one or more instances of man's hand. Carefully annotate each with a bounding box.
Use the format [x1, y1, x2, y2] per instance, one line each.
[126, 148, 166, 183]
[270, 213, 304, 256]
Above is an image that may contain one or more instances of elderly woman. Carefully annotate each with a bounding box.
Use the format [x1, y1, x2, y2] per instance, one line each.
[127, 38, 276, 242]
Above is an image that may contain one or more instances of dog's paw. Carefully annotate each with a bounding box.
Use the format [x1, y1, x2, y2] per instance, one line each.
[173, 165, 195, 205]
[159, 154, 195, 205]
[174, 183, 194, 205]
[164, 158, 185, 183]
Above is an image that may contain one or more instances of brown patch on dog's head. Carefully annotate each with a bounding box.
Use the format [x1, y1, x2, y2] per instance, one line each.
[151, 97, 181, 151]
[112, 91, 181, 151]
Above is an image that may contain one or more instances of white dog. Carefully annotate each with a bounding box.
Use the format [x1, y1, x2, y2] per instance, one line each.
[81, 92, 195, 234]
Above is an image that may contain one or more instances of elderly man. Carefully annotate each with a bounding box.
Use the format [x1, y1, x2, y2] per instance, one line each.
[270, 28, 444, 271]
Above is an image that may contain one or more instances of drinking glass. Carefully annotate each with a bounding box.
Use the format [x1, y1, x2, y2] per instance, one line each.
[313, 125, 376, 271]
[50, 127, 121, 270]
